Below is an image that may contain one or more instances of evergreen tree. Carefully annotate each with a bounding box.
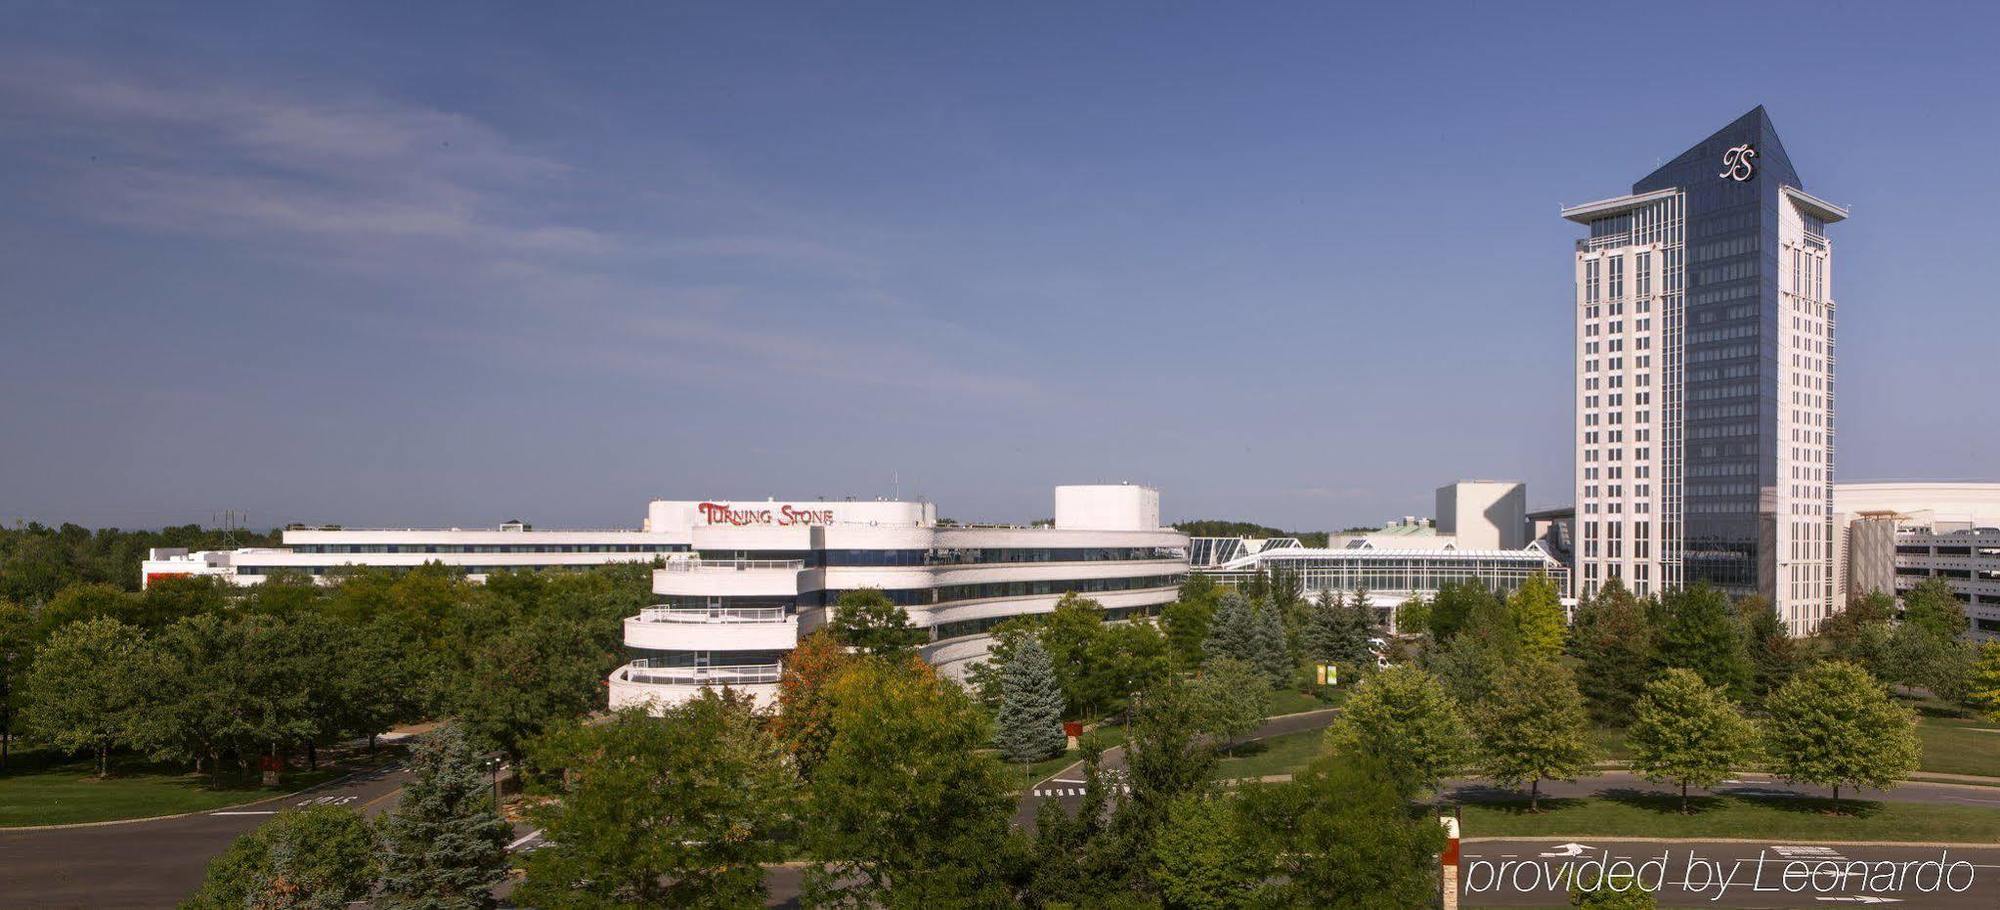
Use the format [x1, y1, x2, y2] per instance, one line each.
[1201, 592, 1257, 667]
[1508, 575, 1568, 663]
[1738, 596, 1803, 700]
[996, 636, 1066, 763]
[376, 723, 511, 910]
[1626, 669, 1759, 813]
[1476, 660, 1595, 811]
[1247, 596, 1291, 688]
[1764, 661, 1921, 803]
[1569, 578, 1656, 725]
[1303, 589, 1345, 665]
[1654, 585, 1753, 700]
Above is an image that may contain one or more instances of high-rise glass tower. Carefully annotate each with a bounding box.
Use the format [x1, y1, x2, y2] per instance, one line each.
[1562, 107, 1847, 634]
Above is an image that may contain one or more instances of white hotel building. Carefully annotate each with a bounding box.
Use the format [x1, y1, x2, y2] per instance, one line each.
[610, 485, 1187, 710]
[1563, 106, 1845, 635]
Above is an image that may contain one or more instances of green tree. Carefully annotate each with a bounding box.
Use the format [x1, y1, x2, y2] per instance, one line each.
[826, 588, 926, 657]
[1306, 589, 1374, 671]
[1887, 621, 1976, 703]
[801, 659, 1015, 909]
[1041, 593, 1115, 718]
[1108, 676, 1219, 893]
[1324, 665, 1471, 798]
[376, 723, 511, 910]
[21, 616, 148, 776]
[1091, 618, 1172, 714]
[1201, 592, 1257, 668]
[456, 615, 610, 762]
[996, 636, 1066, 763]
[522, 696, 796, 909]
[1188, 657, 1264, 752]
[1569, 578, 1656, 724]
[1570, 875, 1658, 908]
[1739, 596, 1804, 700]
[1395, 594, 1430, 638]
[1902, 577, 1970, 640]
[0, 598, 37, 767]
[1426, 580, 1502, 644]
[1822, 589, 1894, 657]
[140, 613, 255, 772]
[1478, 660, 1595, 811]
[1152, 793, 1262, 910]
[1162, 575, 1222, 669]
[1507, 574, 1567, 663]
[1239, 748, 1444, 909]
[182, 805, 378, 910]
[35, 582, 141, 636]
[1764, 661, 1921, 802]
[772, 629, 856, 780]
[1654, 585, 1752, 699]
[1626, 668, 1760, 813]
[1970, 642, 2000, 722]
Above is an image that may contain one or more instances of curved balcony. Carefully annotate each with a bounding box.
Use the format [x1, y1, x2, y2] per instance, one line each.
[622, 605, 799, 651]
[654, 558, 804, 599]
[607, 659, 781, 711]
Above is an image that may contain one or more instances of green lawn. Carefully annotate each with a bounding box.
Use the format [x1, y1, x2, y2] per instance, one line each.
[0, 748, 343, 827]
[1911, 711, 2000, 777]
[1461, 792, 2000, 842]
[1211, 727, 1327, 781]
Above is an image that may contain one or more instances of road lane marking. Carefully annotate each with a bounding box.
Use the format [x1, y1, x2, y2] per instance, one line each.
[210, 810, 277, 816]
[507, 829, 542, 850]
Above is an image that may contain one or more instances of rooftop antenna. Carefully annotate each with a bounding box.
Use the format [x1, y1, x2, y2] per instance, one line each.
[892, 471, 900, 501]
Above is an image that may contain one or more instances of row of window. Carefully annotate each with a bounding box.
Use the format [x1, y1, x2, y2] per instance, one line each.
[689, 547, 1182, 567]
[291, 544, 685, 554]
[930, 603, 1164, 642]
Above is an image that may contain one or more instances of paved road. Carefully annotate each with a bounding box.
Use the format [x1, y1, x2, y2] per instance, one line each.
[1446, 770, 2000, 811]
[0, 762, 412, 909]
[1460, 838, 2000, 908]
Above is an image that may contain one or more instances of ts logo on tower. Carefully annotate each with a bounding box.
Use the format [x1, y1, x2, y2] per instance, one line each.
[1719, 144, 1756, 182]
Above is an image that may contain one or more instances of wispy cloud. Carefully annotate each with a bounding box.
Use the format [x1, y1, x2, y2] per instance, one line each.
[0, 56, 1042, 405]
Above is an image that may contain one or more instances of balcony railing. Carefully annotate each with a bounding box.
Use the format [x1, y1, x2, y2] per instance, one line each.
[662, 558, 805, 572]
[622, 660, 783, 687]
[636, 605, 790, 624]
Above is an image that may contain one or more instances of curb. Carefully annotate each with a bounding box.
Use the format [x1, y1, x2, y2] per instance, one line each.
[0, 760, 402, 833]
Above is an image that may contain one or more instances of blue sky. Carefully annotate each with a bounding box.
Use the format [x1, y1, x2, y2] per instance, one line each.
[2, 2, 1996, 531]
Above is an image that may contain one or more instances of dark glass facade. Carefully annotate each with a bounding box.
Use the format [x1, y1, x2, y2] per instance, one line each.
[1632, 107, 1802, 596]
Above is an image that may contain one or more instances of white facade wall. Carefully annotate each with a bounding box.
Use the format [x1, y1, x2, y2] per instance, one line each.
[1772, 188, 1838, 633]
[1053, 484, 1160, 531]
[1434, 481, 1527, 550]
[613, 488, 1189, 713]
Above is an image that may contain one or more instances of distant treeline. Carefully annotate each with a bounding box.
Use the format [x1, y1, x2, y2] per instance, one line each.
[0, 523, 283, 603]
[1171, 520, 1331, 548]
